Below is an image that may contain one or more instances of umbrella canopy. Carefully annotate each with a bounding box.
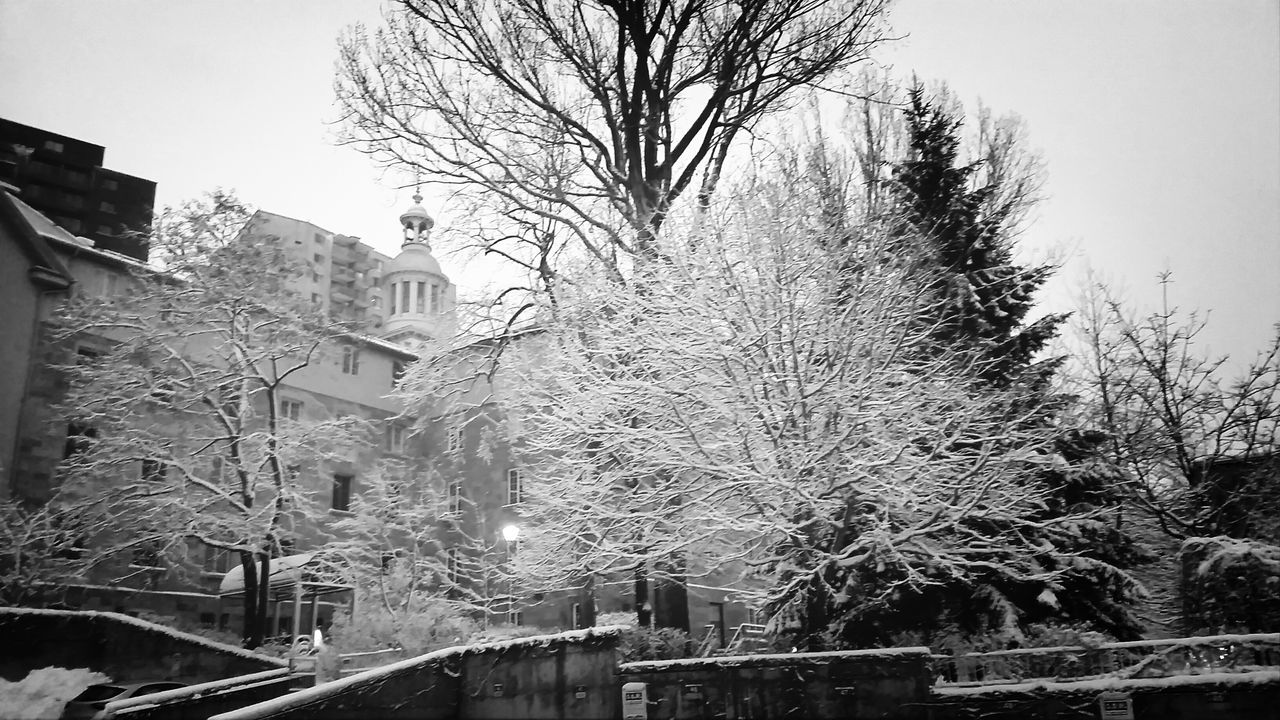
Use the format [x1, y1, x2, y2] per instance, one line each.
[217, 552, 352, 600]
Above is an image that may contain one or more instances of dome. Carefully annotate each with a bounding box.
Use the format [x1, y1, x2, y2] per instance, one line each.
[399, 193, 435, 236]
[385, 241, 444, 278]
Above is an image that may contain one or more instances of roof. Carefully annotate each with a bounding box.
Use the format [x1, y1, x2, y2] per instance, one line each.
[0, 186, 73, 290]
[218, 552, 353, 600]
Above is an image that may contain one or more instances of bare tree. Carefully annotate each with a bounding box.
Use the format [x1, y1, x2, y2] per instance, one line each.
[1072, 273, 1280, 540]
[50, 192, 371, 648]
[336, 0, 892, 292]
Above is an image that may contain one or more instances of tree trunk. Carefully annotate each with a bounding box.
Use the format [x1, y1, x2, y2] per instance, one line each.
[239, 551, 261, 649]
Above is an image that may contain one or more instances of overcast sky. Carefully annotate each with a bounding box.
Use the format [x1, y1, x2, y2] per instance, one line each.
[2, 0, 1277, 364]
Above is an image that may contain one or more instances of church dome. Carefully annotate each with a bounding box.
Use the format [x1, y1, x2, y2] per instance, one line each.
[386, 240, 444, 278]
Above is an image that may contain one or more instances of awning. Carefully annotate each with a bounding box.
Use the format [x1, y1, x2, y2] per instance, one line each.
[217, 552, 353, 601]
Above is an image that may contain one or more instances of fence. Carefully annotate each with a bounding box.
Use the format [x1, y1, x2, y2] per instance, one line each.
[934, 632, 1280, 686]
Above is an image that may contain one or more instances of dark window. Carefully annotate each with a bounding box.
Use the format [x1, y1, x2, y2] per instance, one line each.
[42, 140, 63, 153]
[391, 361, 406, 388]
[314, 233, 326, 244]
[446, 547, 460, 584]
[280, 399, 302, 421]
[447, 426, 462, 453]
[141, 459, 167, 482]
[507, 468, 523, 505]
[332, 474, 353, 512]
[341, 346, 360, 375]
[64, 423, 98, 458]
[99, 201, 116, 213]
[415, 281, 426, 313]
[131, 541, 163, 568]
[101, 178, 118, 191]
[447, 482, 462, 515]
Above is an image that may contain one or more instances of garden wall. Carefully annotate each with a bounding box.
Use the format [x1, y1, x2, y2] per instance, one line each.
[0, 607, 283, 684]
[618, 647, 934, 720]
[209, 627, 626, 720]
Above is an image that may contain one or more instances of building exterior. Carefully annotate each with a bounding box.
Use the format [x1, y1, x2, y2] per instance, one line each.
[0, 118, 157, 262]
[3, 186, 752, 648]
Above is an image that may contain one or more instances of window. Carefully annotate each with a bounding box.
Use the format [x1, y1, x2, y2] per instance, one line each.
[314, 233, 326, 244]
[75, 346, 101, 363]
[386, 423, 405, 453]
[341, 346, 360, 375]
[312, 271, 322, 283]
[400, 283, 410, 315]
[99, 201, 116, 213]
[571, 602, 582, 630]
[391, 361, 406, 388]
[311, 293, 321, 304]
[202, 545, 231, 574]
[97, 224, 112, 235]
[101, 178, 118, 191]
[388, 282, 397, 315]
[43, 140, 63, 152]
[506, 468, 523, 505]
[332, 474, 353, 512]
[447, 426, 462, 453]
[280, 399, 302, 421]
[415, 281, 426, 313]
[62, 217, 82, 232]
[430, 283, 441, 314]
[141, 459, 167, 482]
[64, 422, 98, 458]
[313, 252, 325, 264]
[446, 547, 460, 584]
[447, 482, 462, 515]
[102, 273, 120, 296]
[131, 541, 163, 569]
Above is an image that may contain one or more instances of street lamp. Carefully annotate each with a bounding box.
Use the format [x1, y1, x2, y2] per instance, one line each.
[501, 525, 520, 625]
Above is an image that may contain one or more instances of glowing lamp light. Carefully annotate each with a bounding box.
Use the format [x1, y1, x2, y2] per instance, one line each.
[501, 524, 520, 543]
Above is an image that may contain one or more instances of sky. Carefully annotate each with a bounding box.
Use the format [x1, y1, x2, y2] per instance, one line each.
[1, 0, 1277, 364]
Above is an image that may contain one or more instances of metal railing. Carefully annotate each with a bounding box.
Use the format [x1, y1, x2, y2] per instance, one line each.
[933, 632, 1280, 686]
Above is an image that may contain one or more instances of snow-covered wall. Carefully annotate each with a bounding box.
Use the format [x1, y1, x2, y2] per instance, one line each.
[619, 647, 934, 719]
[209, 626, 627, 720]
[0, 607, 284, 684]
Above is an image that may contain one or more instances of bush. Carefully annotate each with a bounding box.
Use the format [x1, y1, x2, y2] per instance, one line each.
[1181, 536, 1280, 633]
[328, 600, 479, 657]
[617, 626, 695, 663]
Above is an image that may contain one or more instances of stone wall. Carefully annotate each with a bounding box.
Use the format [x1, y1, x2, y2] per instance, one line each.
[0, 608, 283, 684]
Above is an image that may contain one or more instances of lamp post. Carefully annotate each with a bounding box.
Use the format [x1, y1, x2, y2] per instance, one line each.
[501, 524, 520, 625]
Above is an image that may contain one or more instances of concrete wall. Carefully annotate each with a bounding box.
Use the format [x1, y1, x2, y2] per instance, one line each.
[927, 672, 1280, 719]
[209, 627, 624, 720]
[619, 648, 934, 720]
[0, 608, 283, 684]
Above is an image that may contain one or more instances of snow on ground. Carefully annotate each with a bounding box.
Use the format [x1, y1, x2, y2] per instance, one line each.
[0, 667, 109, 720]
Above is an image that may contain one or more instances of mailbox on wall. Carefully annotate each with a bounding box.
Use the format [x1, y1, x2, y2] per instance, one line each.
[622, 681, 649, 720]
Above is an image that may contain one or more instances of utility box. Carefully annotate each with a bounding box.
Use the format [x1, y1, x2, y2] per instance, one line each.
[622, 682, 649, 720]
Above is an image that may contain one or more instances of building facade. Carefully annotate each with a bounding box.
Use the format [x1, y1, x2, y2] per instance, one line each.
[3, 187, 753, 648]
[0, 118, 156, 261]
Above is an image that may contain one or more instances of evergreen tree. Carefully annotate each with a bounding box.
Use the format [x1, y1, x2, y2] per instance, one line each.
[891, 84, 1066, 387]
[765, 87, 1144, 650]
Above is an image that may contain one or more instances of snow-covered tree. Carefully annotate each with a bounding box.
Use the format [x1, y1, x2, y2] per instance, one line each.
[50, 192, 371, 648]
[483, 172, 1140, 649]
[322, 460, 484, 654]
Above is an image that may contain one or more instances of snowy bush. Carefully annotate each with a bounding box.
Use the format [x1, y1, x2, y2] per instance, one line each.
[0, 666, 109, 720]
[1181, 536, 1280, 633]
